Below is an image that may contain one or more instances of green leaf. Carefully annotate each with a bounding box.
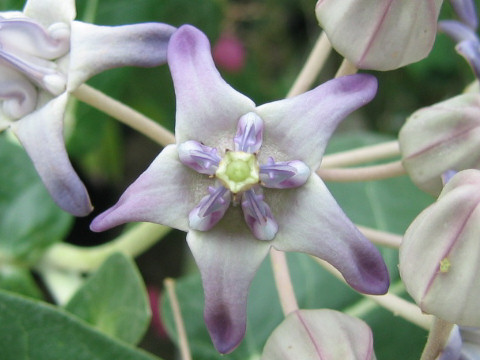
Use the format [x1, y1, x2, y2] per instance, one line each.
[0, 290, 161, 360]
[0, 135, 72, 263]
[0, 265, 42, 299]
[65, 253, 151, 345]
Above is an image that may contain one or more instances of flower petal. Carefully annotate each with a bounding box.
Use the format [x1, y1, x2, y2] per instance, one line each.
[68, 21, 176, 91]
[90, 145, 200, 232]
[0, 66, 37, 119]
[168, 25, 255, 146]
[186, 221, 271, 354]
[272, 174, 389, 295]
[438, 20, 478, 43]
[450, 0, 478, 29]
[23, 0, 76, 27]
[439, 326, 462, 360]
[256, 74, 377, 171]
[456, 39, 480, 79]
[315, 0, 442, 70]
[177, 140, 220, 175]
[9, 93, 92, 216]
[261, 309, 375, 360]
[189, 186, 231, 231]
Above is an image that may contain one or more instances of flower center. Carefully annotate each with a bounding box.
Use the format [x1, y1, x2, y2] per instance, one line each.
[216, 151, 259, 193]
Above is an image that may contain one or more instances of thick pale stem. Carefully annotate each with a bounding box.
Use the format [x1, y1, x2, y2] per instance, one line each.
[39, 222, 171, 272]
[318, 160, 406, 182]
[72, 84, 175, 146]
[357, 225, 402, 248]
[322, 141, 400, 168]
[335, 58, 358, 78]
[270, 248, 299, 316]
[165, 278, 192, 360]
[286, 32, 332, 98]
[420, 317, 454, 360]
[314, 257, 432, 330]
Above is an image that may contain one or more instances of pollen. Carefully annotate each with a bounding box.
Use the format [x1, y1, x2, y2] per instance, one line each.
[439, 258, 451, 273]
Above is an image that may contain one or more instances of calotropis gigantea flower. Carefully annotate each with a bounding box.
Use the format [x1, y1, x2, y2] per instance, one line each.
[91, 25, 389, 354]
[400, 170, 480, 327]
[261, 310, 376, 360]
[439, 0, 480, 79]
[315, 0, 443, 71]
[0, 0, 175, 216]
[399, 93, 480, 196]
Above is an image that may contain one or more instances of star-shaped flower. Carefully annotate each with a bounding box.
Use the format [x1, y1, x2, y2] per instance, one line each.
[91, 25, 389, 354]
[0, 0, 175, 216]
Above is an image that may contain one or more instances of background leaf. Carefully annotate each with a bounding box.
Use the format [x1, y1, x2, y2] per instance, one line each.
[65, 253, 151, 345]
[0, 289, 162, 360]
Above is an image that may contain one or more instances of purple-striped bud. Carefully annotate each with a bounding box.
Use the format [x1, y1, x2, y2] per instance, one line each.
[234, 112, 264, 154]
[260, 157, 310, 189]
[178, 140, 221, 175]
[189, 186, 231, 231]
[241, 188, 278, 241]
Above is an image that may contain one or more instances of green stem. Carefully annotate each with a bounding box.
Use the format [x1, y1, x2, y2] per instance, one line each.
[39, 222, 171, 272]
[318, 160, 406, 182]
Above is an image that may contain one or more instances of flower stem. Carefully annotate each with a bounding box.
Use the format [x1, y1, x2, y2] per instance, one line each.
[286, 31, 332, 98]
[313, 257, 432, 330]
[39, 222, 171, 272]
[321, 140, 400, 168]
[357, 225, 402, 248]
[317, 160, 406, 182]
[335, 58, 358, 78]
[420, 317, 454, 360]
[164, 278, 192, 360]
[72, 84, 175, 146]
[270, 248, 299, 316]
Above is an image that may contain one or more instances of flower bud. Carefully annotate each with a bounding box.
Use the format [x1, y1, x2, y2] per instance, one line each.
[315, 0, 443, 70]
[261, 309, 376, 360]
[400, 170, 480, 326]
[399, 93, 480, 196]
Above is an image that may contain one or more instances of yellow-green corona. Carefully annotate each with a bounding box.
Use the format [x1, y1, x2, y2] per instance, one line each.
[216, 151, 259, 193]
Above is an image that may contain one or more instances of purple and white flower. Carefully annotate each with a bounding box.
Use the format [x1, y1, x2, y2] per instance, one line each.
[0, 0, 175, 216]
[91, 25, 389, 354]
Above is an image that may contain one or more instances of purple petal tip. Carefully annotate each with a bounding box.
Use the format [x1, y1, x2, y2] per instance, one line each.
[205, 306, 245, 354]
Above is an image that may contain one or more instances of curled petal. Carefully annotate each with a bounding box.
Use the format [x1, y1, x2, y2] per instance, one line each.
[261, 310, 376, 360]
[177, 140, 221, 175]
[186, 224, 271, 354]
[456, 39, 480, 79]
[438, 20, 478, 43]
[91, 145, 197, 232]
[10, 93, 92, 216]
[168, 25, 255, 145]
[241, 188, 278, 241]
[450, 0, 478, 29]
[260, 157, 310, 189]
[399, 93, 480, 196]
[315, 0, 442, 70]
[233, 112, 264, 153]
[400, 170, 480, 326]
[0, 66, 37, 119]
[68, 21, 176, 91]
[23, 0, 76, 28]
[189, 186, 231, 231]
[272, 175, 389, 295]
[256, 74, 377, 170]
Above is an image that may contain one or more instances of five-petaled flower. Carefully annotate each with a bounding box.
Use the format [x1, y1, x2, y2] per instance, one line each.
[91, 25, 390, 354]
[0, 0, 175, 216]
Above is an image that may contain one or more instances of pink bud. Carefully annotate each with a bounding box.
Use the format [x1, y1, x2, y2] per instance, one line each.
[213, 34, 246, 73]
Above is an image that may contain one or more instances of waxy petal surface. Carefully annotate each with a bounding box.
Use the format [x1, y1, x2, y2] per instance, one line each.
[400, 170, 480, 326]
[168, 25, 255, 146]
[272, 174, 389, 295]
[10, 93, 92, 216]
[256, 74, 377, 171]
[450, 0, 478, 29]
[438, 20, 478, 43]
[261, 310, 376, 360]
[91, 145, 201, 232]
[23, 0, 75, 27]
[186, 220, 271, 354]
[316, 0, 443, 70]
[68, 21, 176, 91]
[399, 93, 480, 196]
